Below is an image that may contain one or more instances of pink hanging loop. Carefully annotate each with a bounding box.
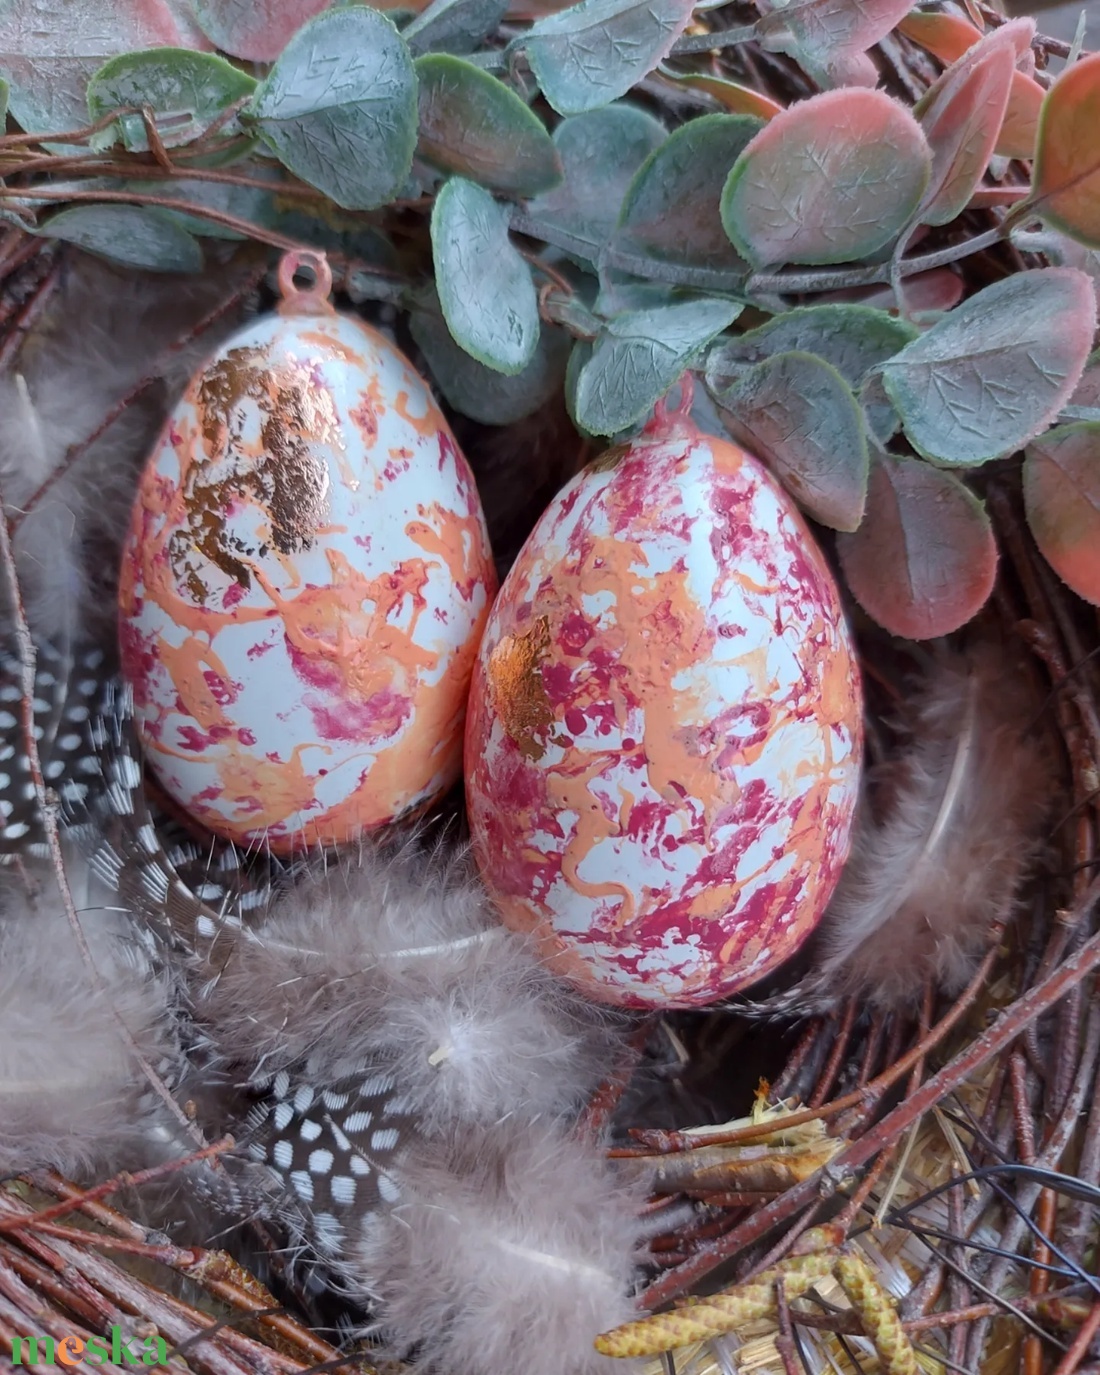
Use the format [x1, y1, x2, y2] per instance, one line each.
[276, 249, 335, 316]
[645, 372, 697, 440]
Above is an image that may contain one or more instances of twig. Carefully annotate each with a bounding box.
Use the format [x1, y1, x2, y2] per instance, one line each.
[774, 1279, 801, 1375]
[809, 1001, 857, 1109]
[8, 259, 268, 532]
[1051, 1305, 1100, 1375]
[0, 184, 313, 254]
[623, 938, 1002, 1158]
[642, 879, 1100, 1307]
[0, 255, 62, 374]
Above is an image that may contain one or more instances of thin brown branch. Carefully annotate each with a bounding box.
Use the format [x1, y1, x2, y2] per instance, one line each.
[9, 259, 268, 532]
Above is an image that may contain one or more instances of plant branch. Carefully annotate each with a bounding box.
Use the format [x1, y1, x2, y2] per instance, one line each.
[0, 185, 312, 254]
[642, 874, 1100, 1306]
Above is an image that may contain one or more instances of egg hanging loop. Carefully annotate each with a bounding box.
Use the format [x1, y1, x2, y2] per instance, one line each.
[645, 372, 696, 442]
[277, 249, 335, 316]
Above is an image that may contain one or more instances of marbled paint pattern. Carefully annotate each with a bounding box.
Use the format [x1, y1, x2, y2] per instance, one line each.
[120, 309, 495, 852]
[465, 417, 861, 1008]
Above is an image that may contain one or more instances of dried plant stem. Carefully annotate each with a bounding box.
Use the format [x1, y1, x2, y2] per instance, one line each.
[625, 938, 1001, 1160]
[643, 880, 1100, 1307]
[809, 1001, 857, 1108]
[774, 1280, 801, 1375]
[0, 255, 62, 374]
[8, 258, 268, 533]
[0, 184, 311, 254]
[963, 996, 1100, 1370]
[1050, 1305, 1100, 1375]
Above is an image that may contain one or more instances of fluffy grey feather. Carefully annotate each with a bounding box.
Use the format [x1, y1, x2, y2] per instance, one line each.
[0, 846, 187, 1177]
[0, 257, 254, 649]
[198, 842, 627, 1132]
[754, 639, 1057, 1014]
[351, 1118, 645, 1375]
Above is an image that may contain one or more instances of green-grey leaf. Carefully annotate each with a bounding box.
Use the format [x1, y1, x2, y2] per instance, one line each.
[87, 48, 255, 152]
[404, 0, 508, 55]
[39, 204, 203, 272]
[879, 267, 1097, 465]
[573, 298, 741, 435]
[431, 176, 540, 374]
[564, 337, 596, 435]
[0, 76, 8, 125]
[411, 302, 570, 423]
[526, 0, 694, 115]
[246, 7, 418, 211]
[614, 113, 758, 273]
[720, 89, 931, 268]
[415, 54, 561, 196]
[706, 303, 916, 438]
[525, 104, 665, 268]
[594, 278, 684, 314]
[713, 350, 869, 530]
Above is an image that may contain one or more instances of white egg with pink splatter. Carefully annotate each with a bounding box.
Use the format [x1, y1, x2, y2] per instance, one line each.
[465, 401, 862, 1009]
[119, 252, 496, 853]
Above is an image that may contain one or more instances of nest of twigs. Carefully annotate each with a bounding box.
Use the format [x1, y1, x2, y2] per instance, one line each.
[2, 7, 1100, 1373]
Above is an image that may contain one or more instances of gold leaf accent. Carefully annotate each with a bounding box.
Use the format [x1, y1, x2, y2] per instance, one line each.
[174, 345, 340, 602]
[487, 616, 555, 760]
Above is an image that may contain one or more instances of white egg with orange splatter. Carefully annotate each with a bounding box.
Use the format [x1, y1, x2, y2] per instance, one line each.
[465, 405, 862, 1009]
[119, 256, 495, 853]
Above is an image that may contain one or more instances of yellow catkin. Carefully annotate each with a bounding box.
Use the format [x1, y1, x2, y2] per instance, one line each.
[835, 1251, 918, 1375]
[595, 1252, 834, 1357]
[594, 1307, 734, 1358]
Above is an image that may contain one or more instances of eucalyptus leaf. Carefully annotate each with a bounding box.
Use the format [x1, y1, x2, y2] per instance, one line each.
[1023, 421, 1100, 605]
[39, 203, 204, 272]
[404, 0, 508, 55]
[87, 48, 255, 152]
[524, 104, 665, 268]
[753, 0, 917, 89]
[431, 176, 540, 374]
[411, 303, 571, 423]
[706, 303, 916, 439]
[837, 454, 997, 639]
[721, 88, 931, 267]
[564, 337, 595, 435]
[415, 55, 561, 196]
[879, 268, 1097, 465]
[912, 31, 1015, 227]
[0, 0, 198, 142]
[192, 0, 331, 62]
[613, 114, 758, 274]
[0, 76, 8, 125]
[572, 298, 741, 436]
[526, 0, 695, 116]
[1030, 50, 1100, 250]
[246, 7, 418, 211]
[713, 350, 868, 530]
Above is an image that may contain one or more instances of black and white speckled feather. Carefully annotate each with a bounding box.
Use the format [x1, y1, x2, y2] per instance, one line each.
[0, 640, 111, 860]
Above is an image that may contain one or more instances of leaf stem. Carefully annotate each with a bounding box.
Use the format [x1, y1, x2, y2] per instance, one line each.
[510, 209, 748, 294]
[748, 225, 1005, 295]
[0, 185, 312, 253]
[669, 21, 759, 53]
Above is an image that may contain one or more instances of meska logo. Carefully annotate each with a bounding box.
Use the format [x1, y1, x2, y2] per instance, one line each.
[11, 1326, 169, 1366]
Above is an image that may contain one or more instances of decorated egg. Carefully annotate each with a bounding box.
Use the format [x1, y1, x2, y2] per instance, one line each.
[465, 400, 862, 1009]
[119, 251, 496, 852]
